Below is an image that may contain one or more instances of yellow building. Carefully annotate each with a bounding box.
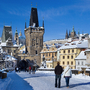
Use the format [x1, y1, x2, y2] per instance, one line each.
[40, 43, 62, 68]
[58, 39, 88, 69]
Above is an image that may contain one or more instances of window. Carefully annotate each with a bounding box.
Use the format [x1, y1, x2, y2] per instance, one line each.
[63, 56, 65, 59]
[67, 61, 69, 65]
[63, 50, 65, 53]
[46, 53, 48, 56]
[8, 49, 11, 53]
[50, 65, 52, 67]
[71, 55, 73, 59]
[36, 50, 37, 54]
[82, 62, 83, 65]
[55, 53, 56, 56]
[78, 62, 80, 65]
[14, 50, 16, 53]
[71, 61, 73, 65]
[68, 50, 70, 53]
[67, 56, 69, 59]
[63, 61, 65, 65]
[72, 49, 74, 53]
[49, 53, 50, 56]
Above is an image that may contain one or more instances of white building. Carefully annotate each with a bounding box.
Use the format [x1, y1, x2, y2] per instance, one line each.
[75, 51, 87, 70]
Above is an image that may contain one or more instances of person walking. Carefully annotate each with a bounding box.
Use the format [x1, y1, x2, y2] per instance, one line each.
[54, 62, 63, 88]
[29, 66, 31, 74]
[62, 65, 72, 88]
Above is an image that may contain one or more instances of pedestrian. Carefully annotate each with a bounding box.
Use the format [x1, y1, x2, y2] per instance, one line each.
[29, 66, 31, 74]
[54, 62, 63, 88]
[32, 66, 35, 74]
[62, 65, 72, 88]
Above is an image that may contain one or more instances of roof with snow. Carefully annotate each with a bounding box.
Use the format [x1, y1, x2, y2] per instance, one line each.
[75, 51, 86, 60]
[58, 39, 88, 50]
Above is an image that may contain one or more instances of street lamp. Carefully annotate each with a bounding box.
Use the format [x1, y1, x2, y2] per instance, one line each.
[43, 55, 46, 68]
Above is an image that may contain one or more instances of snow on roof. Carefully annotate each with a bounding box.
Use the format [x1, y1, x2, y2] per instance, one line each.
[5, 55, 17, 61]
[58, 39, 88, 50]
[20, 48, 25, 51]
[1, 42, 6, 46]
[85, 48, 90, 52]
[13, 44, 19, 47]
[75, 51, 86, 60]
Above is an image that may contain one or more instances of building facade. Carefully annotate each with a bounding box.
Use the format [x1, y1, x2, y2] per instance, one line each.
[40, 43, 63, 68]
[58, 39, 88, 69]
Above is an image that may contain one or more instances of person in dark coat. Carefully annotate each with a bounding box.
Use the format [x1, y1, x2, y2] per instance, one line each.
[54, 62, 63, 88]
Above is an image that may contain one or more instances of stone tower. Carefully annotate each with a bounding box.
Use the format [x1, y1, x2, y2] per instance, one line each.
[2, 26, 12, 42]
[24, 7, 44, 66]
[14, 29, 19, 45]
[71, 26, 76, 39]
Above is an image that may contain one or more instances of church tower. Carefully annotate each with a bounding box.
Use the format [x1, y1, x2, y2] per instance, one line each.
[24, 7, 44, 66]
[14, 28, 19, 45]
[71, 26, 76, 39]
[65, 30, 68, 39]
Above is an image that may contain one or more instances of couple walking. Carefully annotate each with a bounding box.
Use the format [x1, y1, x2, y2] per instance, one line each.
[54, 62, 72, 88]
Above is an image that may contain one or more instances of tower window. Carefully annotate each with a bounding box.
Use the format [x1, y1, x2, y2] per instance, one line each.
[36, 50, 37, 54]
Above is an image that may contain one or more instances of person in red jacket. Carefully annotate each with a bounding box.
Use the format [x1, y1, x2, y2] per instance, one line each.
[29, 66, 31, 74]
[54, 62, 63, 88]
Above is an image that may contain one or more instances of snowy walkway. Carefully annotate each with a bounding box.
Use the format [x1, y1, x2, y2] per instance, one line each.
[6, 71, 33, 90]
[17, 71, 90, 90]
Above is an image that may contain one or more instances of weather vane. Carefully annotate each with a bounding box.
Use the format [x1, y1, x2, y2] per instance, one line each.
[36, 3, 37, 7]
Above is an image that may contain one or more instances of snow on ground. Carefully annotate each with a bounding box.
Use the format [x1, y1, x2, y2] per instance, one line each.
[17, 71, 90, 90]
[0, 71, 90, 90]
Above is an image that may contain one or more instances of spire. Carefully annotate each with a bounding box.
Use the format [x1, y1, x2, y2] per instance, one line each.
[69, 30, 71, 38]
[78, 30, 80, 35]
[29, 7, 39, 27]
[72, 26, 74, 32]
[15, 28, 18, 34]
[19, 29, 22, 37]
[25, 19, 27, 28]
[42, 17, 44, 27]
[65, 30, 69, 39]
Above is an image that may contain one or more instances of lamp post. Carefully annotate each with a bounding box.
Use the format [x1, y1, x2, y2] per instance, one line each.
[43, 55, 46, 68]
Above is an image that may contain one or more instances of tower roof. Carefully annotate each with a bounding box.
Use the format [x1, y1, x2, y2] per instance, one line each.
[72, 26, 74, 32]
[19, 30, 22, 37]
[15, 29, 18, 34]
[29, 7, 39, 27]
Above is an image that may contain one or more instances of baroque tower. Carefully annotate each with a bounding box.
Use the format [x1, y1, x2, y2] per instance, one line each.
[24, 7, 44, 66]
[14, 28, 19, 45]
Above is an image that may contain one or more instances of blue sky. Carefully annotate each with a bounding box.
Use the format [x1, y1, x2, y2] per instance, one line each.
[0, 0, 90, 41]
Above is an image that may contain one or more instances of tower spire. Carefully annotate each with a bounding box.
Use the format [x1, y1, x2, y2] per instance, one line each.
[29, 7, 39, 27]
[65, 30, 68, 39]
[25, 19, 27, 28]
[42, 17, 44, 27]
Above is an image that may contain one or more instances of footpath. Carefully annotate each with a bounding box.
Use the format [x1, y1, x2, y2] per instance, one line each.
[3, 71, 33, 90]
